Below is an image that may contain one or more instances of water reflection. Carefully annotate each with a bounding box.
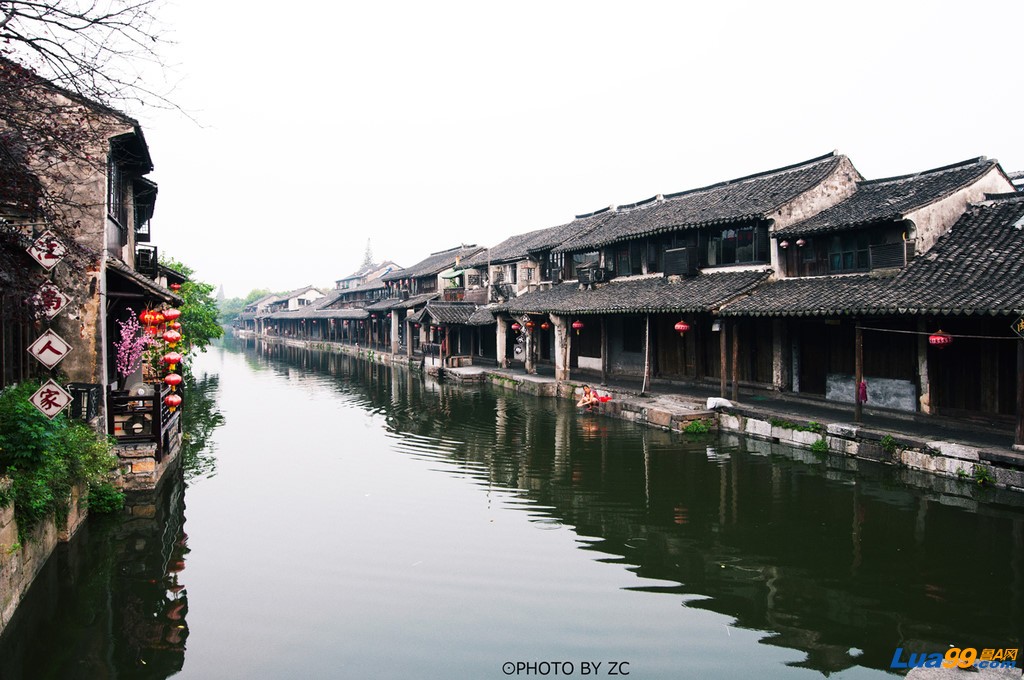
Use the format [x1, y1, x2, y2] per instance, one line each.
[1, 335, 1021, 679]
[0, 470, 190, 679]
[239, 337, 1024, 676]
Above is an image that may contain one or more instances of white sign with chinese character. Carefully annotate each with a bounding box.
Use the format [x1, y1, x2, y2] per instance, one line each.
[26, 229, 67, 270]
[27, 329, 72, 369]
[29, 379, 72, 419]
[31, 282, 71, 320]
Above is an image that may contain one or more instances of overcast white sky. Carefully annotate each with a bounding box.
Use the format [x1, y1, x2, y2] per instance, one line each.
[139, 0, 1024, 299]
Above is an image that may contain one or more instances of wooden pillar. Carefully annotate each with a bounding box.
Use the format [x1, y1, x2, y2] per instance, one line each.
[916, 318, 931, 413]
[731, 320, 739, 402]
[600, 316, 609, 386]
[854, 321, 864, 423]
[524, 321, 535, 375]
[720, 321, 727, 398]
[552, 314, 570, 382]
[641, 314, 651, 395]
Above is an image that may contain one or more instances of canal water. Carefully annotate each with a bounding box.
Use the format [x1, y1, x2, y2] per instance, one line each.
[1, 335, 1022, 679]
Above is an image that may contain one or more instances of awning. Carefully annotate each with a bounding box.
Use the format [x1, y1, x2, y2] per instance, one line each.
[439, 267, 463, 280]
[107, 257, 182, 304]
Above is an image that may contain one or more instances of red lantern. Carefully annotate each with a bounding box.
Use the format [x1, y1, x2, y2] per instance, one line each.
[163, 329, 182, 346]
[163, 308, 181, 322]
[674, 320, 691, 336]
[525, 320, 535, 330]
[414, 323, 420, 329]
[572, 320, 584, 335]
[144, 325, 159, 336]
[164, 373, 183, 391]
[139, 309, 156, 325]
[161, 351, 184, 371]
[511, 322, 521, 331]
[152, 311, 165, 326]
[169, 283, 182, 291]
[540, 321, 551, 331]
[168, 321, 182, 331]
[929, 330, 953, 348]
[164, 393, 182, 412]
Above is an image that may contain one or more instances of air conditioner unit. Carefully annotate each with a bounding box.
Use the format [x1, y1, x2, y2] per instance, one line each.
[577, 268, 594, 284]
[592, 268, 607, 282]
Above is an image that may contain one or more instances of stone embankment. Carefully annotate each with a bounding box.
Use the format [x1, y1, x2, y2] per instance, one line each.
[246, 332, 1024, 493]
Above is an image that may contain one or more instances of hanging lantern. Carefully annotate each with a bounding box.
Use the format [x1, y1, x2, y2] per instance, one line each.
[164, 393, 182, 412]
[511, 322, 521, 331]
[169, 283, 182, 291]
[162, 329, 182, 347]
[525, 320, 535, 330]
[779, 240, 790, 249]
[161, 351, 184, 371]
[371, 314, 377, 319]
[139, 309, 156, 325]
[152, 311, 165, 325]
[163, 373, 183, 391]
[168, 321, 182, 331]
[572, 320, 584, 335]
[929, 330, 953, 348]
[796, 238, 807, 248]
[540, 321, 551, 331]
[163, 308, 181, 322]
[674, 320, 691, 336]
[144, 325, 159, 337]
[414, 323, 420, 329]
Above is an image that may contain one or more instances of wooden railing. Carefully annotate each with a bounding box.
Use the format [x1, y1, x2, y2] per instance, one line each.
[108, 382, 181, 460]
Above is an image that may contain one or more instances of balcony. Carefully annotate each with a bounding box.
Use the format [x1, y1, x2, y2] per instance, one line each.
[108, 382, 180, 460]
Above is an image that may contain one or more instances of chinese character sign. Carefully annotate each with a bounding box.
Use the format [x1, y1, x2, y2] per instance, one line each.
[27, 329, 72, 369]
[26, 230, 67, 270]
[29, 380, 72, 419]
[31, 282, 71, 320]
[1012, 316, 1024, 340]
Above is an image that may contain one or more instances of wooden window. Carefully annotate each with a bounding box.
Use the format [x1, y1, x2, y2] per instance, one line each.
[707, 224, 768, 266]
[828, 233, 870, 273]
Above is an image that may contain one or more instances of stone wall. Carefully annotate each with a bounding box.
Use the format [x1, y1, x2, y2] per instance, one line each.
[117, 429, 183, 492]
[0, 478, 88, 637]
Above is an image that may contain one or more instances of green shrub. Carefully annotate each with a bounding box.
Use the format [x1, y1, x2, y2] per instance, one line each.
[0, 382, 118, 542]
[683, 419, 711, 434]
[880, 435, 899, 455]
[810, 437, 829, 457]
[87, 481, 125, 514]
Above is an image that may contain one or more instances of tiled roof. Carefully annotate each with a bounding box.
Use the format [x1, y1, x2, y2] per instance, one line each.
[422, 302, 478, 325]
[552, 152, 847, 254]
[467, 307, 496, 326]
[508, 270, 769, 316]
[723, 194, 1024, 317]
[718, 274, 890, 317]
[364, 292, 438, 312]
[380, 245, 484, 282]
[775, 158, 1001, 237]
[277, 284, 324, 300]
[463, 216, 609, 267]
